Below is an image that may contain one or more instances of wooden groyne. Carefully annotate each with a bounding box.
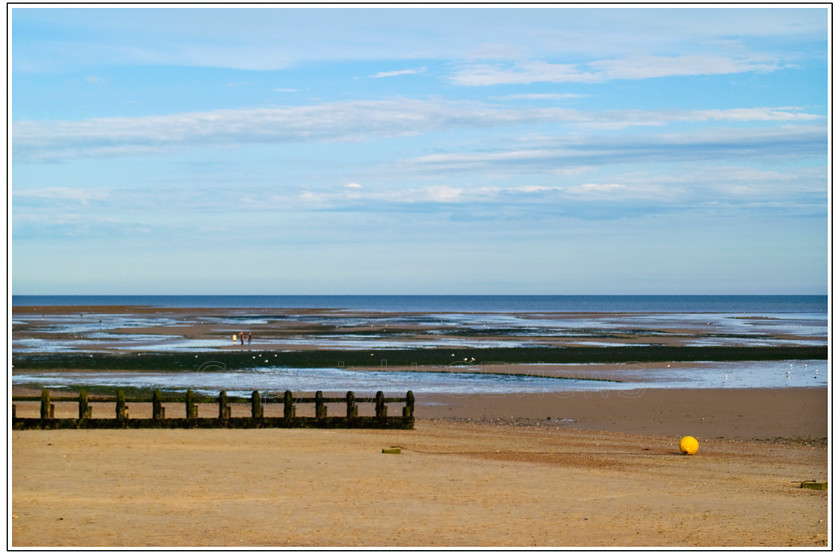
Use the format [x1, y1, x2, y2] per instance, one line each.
[11, 389, 415, 430]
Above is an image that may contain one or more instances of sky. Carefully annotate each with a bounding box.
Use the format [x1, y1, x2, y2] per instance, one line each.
[10, 5, 830, 295]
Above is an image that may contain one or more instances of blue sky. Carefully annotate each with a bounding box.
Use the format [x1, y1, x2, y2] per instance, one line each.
[11, 6, 829, 295]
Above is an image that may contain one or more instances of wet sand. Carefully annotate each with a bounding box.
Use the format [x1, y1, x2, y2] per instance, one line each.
[12, 304, 826, 351]
[12, 386, 827, 441]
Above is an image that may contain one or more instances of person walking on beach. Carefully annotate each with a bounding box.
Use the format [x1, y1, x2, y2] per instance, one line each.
[240, 332, 245, 346]
[232, 333, 237, 345]
[247, 332, 252, 346]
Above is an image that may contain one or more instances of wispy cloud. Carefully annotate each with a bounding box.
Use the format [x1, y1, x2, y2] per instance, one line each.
[372, 67, 426, 78]
[12, 100, 823, 163]
[589, 54, 782, 80]
[401, 126, 827, 174]
[451, 61, 599, 86]
[449, 54, 783, 86]
[289, 183, 559, 208]
[264, 161, 825, 216]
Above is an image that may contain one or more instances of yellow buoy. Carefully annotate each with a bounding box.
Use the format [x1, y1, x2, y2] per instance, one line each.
[679, 436, 699, 455]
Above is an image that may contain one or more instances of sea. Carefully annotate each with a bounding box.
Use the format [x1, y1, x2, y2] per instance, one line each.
[11, 295, 829, 396]
[10, 294, 829, 313]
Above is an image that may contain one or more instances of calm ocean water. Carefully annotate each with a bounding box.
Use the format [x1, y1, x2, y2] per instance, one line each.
[11, 295, 828, 313]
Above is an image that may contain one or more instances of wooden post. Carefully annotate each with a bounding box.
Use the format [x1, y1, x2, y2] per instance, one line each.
[116, 390, 128, 423]
[251, 390, 263, 419]
[219, 390, 231, 420]
[346, 391, 358, 419]
[375, 390, 387, 419]
[40, 389, 53, 420]
[284, 390, 295, 420]
[152, 390, 165, 420]
[403, 390, 415, 419]
[186, 389, 197, 419]
[78, 389, 92, 420]
[315, 390, 327, 419]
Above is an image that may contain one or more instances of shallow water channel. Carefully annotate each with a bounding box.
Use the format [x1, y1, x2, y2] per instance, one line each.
[12, 360, 827, 397]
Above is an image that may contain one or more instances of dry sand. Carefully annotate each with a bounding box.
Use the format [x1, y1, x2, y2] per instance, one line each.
[11, 423, 827, 548]
[11, 387, 828, 548]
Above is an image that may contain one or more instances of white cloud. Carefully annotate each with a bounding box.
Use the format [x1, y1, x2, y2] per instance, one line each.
[401, 125, 827, 175]
[450, 61, 599, 86]
[291, 184, 470, 207]
[12, 99, 824, 163]
[450, 54, 784, 86]
[590, 54, 782, 80]
[424, 185, 462, 202]
[372, 67, 426, 78]
[346, 182, 362, 188]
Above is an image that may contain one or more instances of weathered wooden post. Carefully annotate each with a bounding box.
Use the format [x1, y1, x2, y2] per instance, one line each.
[78, 389, 92, 420]
[152, 390, 165, 420]
[283, 390, 295, 420]
[116, 390, 128, 424]
[315, 390, 327, 419]
[346, 391, 358, 419]
[375, 390, 387, 419]
[251, 390, 263, 420]
[185, 389, 198, 420]
[218, 390, 231, 420]
[40, 389, 54, 421]
[403, 390, 415, 419]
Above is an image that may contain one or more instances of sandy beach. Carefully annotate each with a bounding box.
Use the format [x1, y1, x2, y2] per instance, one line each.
[11, 417, 827, 547]
[10, 305, 829, 547]
[11, 386, 828, 547]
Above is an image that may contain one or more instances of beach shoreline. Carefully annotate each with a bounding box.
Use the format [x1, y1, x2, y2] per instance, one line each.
[10, 304, 829, 547]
